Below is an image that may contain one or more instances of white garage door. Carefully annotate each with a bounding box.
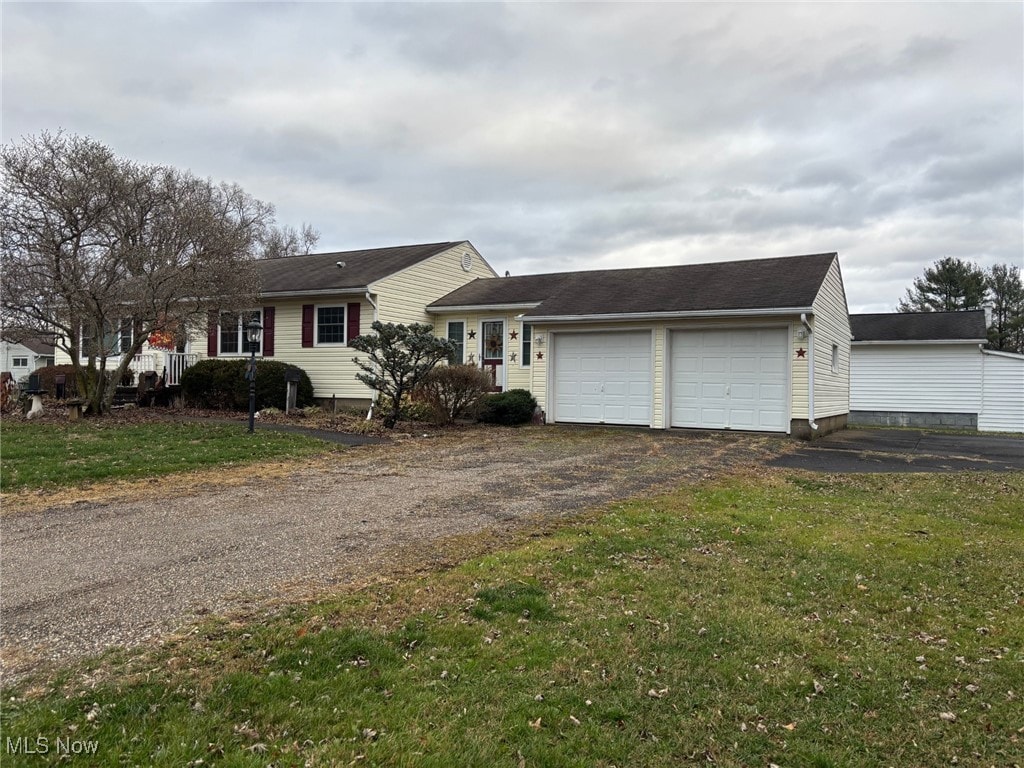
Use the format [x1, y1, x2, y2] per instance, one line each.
[671, 328, 788, 432]
[554, 332, 652, 426]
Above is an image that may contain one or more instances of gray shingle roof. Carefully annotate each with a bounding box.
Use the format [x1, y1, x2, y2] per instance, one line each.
[259, 242, 462, 295]
[429, 253, 837, 317]
[850, 310, 987, 342]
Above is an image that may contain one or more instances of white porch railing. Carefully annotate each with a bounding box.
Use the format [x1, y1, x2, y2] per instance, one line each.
[125, 352, 197, 386]
[127, 354, 156, 379]
[163, 352, 197, 386]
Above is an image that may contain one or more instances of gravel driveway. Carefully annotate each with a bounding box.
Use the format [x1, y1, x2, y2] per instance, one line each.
[0, 426, 783, 683]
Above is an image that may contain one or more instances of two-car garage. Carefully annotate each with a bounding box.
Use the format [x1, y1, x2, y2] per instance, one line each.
[551, 328, 790, 432]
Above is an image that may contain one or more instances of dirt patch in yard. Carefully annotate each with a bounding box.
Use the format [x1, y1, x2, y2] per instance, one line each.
[0, 425, 789, 685]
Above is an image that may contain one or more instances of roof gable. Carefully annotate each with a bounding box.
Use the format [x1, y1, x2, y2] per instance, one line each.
[259, 242, 463, 296]
[851, 310, 987, 342]
[430, 253, 837, 317]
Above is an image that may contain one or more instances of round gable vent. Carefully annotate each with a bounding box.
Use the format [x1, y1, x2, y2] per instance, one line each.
[461, 252, 473, 272]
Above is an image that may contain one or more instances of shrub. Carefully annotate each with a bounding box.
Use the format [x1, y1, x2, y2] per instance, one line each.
[416, 364, 495, 425]
[28, 364, 84, 398]
[181, 359, 315, 411]
[479, 388, 537, 426]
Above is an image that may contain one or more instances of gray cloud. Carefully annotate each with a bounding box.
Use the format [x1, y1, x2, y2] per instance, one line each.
[2, 1, 1021, 312]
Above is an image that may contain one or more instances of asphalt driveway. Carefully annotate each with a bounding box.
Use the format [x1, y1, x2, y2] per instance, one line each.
[770, 428, 1024, 473]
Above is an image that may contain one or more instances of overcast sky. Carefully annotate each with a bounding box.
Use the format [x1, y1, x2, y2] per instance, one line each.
[3, 2, 1021, 312]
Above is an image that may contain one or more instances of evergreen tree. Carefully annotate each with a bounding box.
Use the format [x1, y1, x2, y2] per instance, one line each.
[897, 257, 987, 313]
[986, 263, 1024, 353]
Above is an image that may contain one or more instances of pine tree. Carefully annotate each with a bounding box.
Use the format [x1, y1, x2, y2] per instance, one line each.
[897, 257, 988, 313]
[986, 263, 1024, 353]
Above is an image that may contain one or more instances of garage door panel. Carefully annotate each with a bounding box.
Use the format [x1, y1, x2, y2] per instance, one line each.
[554, 332, 652, 426]
[671, 328, 787, 433]
[730, 383, 756, 400]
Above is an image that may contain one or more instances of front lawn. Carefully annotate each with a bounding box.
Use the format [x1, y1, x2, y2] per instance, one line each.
[2, 470, 1021, 766]
[0, 420, 335, 491]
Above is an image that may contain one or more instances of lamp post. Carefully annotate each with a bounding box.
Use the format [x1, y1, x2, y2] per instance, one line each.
[246, 317, 262, 433]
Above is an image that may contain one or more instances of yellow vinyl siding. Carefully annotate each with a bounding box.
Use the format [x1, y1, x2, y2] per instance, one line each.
[266, 298, 374, 400]
[371, 243, 497, 326]
[791, 322, 809, 419]
[809, 257, 852, 419]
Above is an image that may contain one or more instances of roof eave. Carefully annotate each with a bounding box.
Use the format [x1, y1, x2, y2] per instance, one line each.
[428, 302, 543, 313]
[260, 287, 370, 299]
[522, 307, 814, 323]
[852, 338, 986, 345]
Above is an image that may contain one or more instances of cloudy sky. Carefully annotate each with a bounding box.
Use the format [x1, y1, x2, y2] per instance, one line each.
[3, 2, 1021, 312]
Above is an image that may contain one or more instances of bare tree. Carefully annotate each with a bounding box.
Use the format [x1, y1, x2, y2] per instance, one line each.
[1, 131, 318, 414]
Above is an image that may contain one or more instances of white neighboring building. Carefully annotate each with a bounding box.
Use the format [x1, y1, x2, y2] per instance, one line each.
[1, 336, 55, 382]
[850, 310, 1024, 433]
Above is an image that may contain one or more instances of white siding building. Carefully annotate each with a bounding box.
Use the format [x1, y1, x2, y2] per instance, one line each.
[850, 311, 1024, 433]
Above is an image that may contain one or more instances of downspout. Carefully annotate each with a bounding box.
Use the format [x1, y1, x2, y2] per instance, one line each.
[365, 292, 379, 421]
[800, 313, 818, 434]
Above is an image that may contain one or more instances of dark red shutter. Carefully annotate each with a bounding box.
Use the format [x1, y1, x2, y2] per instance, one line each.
[261, 306, 275, 357]
[207, 310, 218, 357]
[301, 304, 314, 348]
[347, 302, 361, 345]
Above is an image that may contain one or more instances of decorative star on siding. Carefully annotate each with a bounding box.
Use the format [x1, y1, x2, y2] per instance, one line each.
[536, 351, 544, 361]
[796, 348, 807, 358]
[467, 329, 476, 339]
[509, 352, 517, 363]
[509, 329, 518, 340]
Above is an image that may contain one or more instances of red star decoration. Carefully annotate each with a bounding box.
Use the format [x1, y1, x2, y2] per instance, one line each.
[796, 348, 807, 358]
[536, 351, 544, 361]
[467, 329, 476, 339]
[509, 329, 518, 340]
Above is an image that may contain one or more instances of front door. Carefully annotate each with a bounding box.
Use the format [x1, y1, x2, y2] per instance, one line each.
[481, 320, 504, 392]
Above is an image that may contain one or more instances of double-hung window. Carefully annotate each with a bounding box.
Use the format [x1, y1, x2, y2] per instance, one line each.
[219, 310, 261, 355]
[316, 306, 347, 345]
[521, 322, 533, 367]
[447, 321, 465, 364]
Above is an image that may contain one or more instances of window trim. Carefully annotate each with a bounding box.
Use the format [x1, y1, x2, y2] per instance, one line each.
[521, 321, 533, 368]
[446, 320, 466, 364]
[218, 309, 263, 357]
[314, 304, 348, 347]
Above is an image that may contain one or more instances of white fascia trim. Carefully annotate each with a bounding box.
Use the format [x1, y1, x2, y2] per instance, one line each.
[523, 307, 813, 323]
[260, 287, 368, 298]
[981, 348, 1024, 360]
[429, 302, 542, 313]
[851, 339, 986, 346]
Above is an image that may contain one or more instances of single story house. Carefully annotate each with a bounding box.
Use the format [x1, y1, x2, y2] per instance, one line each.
[849, 310, 1024, 433]
[1, 335, 55, 381]
[56, 242, 852, 438]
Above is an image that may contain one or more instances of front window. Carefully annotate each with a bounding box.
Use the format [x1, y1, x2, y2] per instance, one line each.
[316, 306, 346, 345]
[447, 321, 465, 364]
[12, 357, 28, 368]
[220, 310, 261, 355]
[82, 318, 132, 356]
[521, 323, 532, 367]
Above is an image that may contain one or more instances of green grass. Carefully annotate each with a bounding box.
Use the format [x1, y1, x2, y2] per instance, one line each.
[2, 472, 1022, 766]
[0, 421, 335, 491]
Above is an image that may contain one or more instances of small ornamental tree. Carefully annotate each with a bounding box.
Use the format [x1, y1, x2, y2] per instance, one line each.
[350, 321, 455, 429]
